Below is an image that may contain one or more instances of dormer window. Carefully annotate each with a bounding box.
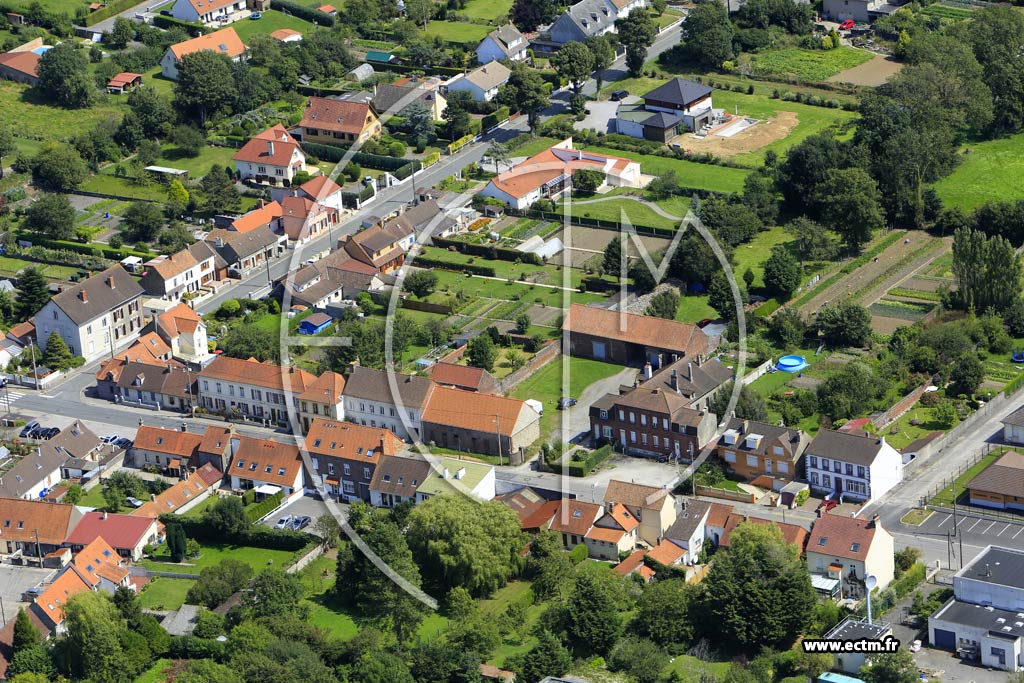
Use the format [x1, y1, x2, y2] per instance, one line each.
[236, 460, 245, 468]
[250, 462, 258, 471]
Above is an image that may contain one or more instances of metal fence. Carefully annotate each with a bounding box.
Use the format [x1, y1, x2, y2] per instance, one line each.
[919, 442, 1006, 508]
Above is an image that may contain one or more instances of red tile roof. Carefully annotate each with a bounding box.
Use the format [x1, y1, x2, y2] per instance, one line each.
[486, 144, 632, 199]
[426, 362, 496, 393]
[706, 502, 734, 529]
[807, 513, 879, 561]
[298, 175, 342, 201]
[304, 418, 403, 464]
[646, 538, 686, 565]
[300, 97, 377, 136]
[719, 513, 808, 550]
[297, 371, 346, 405]
[0, 51, 39, 78]
[270, 28, 302, 41]
[229, 436, 303, 487]
[107, 72, 141, 88]
[0, 499, 76, 546]
[71, 536, 128, 586]
[157, 303, 204, 338]
[422, 386, 534, 436]
[233, 125, 303, 167]
[133, 426, 204, 459]
[549, 499, 601, 536]
[614, 550, 655, 580]
[64, 512, 158, 553]
[231, 201, 283, 233]
[168, 27, 245, 61]
[199, 356, 315, 393]
[564, 303, 708, 359]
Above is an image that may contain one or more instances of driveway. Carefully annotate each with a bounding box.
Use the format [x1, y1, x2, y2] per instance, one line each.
[0, 564, 58, 612]
[574, 98, 632, 133]
[264, 495, 334, 532]
[547, 365, 637, 443]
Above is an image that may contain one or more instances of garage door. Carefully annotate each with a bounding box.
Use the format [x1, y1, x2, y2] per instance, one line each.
[592, 341, 606, 360]
[933, 628, 955, 650]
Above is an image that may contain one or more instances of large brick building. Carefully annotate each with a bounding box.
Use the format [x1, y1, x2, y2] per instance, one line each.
[589, 387, 717, 460]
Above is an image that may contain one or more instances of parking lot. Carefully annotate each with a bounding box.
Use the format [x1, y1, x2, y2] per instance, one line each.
[0, 564, 59, 612]
[262, 495, 335, 533]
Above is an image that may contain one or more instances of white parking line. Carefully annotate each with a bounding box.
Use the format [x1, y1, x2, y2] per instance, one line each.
[1015, 526, 1024, 540]
[967, 518, 982, 532]
[983, 521, 997, 534]
[997, 523, 1012, 536]
[936, 514, 951, 528]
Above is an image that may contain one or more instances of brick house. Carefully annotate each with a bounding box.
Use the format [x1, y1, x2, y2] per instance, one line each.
[304, 418, 404, 502]
[589, 387, 717, 461]
[421, 386, 542, 462]
[563, 303, 710, 368]
[715, 417, 809, 486]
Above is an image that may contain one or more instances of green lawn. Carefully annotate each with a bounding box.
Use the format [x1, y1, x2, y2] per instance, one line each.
[511, 356, 624, 434]
[929, 450, 1003, 507]
[675, 294, 717, 323]
[744, 47, 873, 81]
[0, 81, 127, 141]
[933, 135, 1024, 211]
[876, 402, 958, 451]
[133, 658, 174, 683]
[140, 542, 298, 574]
[581, 145, 751, 193]
[79, 174, 166, 201]
[139, 67, 176, 99]
[153, 144, 239, 180]
[231, 10, 315, 42]
[511, 136, 563, 157]
[731, 226, 793, 288]
[423, 21, 491, 44]
[4, 0, 89, 14]
[461, 0, 512, 21]
[137, 577, 195, 611]
[76, 484, 108, 509]
[663, 655, 733, 681]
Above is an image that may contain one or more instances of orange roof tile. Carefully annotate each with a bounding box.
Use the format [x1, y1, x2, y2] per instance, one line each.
[157, 303, 204, 339]
[300, 97, 377, 136]
[304, 418, 403, 464]
[614, 550, 655, 580]
[806, 513, 875, 560]
[720, 514, 808, 550]
[35, 567, 91, 626]
[564, 303, 708, 360]
[299, 175, 342, 201]
[133, 426, 204, 459]
[0, 499, 76, 546]
[199, 356, 315, 393]
[107, 72, 141, 88]
[231, 201, 283, 233]
[549, 499, 601, 536]
[422, 386, 533, 436]
[169, 27, 245, 61]
[297, 371, 346, 404]
[706, 502, 734, 528]
[0, 51, 39, 78]
[229, 436, 303, 487]
[71, 537, 128, 587]
[132, 465, 220, 518]
[233, 125, 302, 167]
[486, 145, 632, 199]
[270, 28, 302, 40]
[646, 539, 686, 565]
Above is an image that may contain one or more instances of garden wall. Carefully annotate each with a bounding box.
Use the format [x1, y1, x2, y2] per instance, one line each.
[872, 383, 930, 431]
[695, 485, 757, 503]
[496, 342, 560, 394]
[286, 543, 325, 574]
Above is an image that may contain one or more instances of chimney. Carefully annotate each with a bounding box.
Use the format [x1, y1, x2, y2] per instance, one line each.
[686, 362, 692, 381]
[267, 140, 275, 157]
[606, 501, 614, 513]
[107, 276, 115, 289]
[643, 362, 653, 380]
[741, 419, 748, 434]
[215, 236, 224, 248]
[259, 199, 265, 209]
[229, 437, 240, 457]
[101, 511, 107, 520]
[869, 513, 879, 528]
[670, 369, 677, 391]
[79, 289, 88, 303]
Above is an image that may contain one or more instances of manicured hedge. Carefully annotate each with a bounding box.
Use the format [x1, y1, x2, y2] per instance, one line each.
[21, 233, 154, 260]
[270, 0, 335, 26]
[244, 492, 284, 522]
[566, 443, 615, 477]
[299, 143, 422, 179]
[430, 236, 541, 265]
[413, 256, 496, 277]
[158, 513, 316, 551]
[169, 636, 226, 660]
[482, 106, 510, 131]
[151, 14, 209, 36]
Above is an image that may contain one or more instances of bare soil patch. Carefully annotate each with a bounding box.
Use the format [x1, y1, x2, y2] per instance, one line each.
[827, 54, 903, 87]
[675, 111, 798, 157]
[871, 316, 909, 335]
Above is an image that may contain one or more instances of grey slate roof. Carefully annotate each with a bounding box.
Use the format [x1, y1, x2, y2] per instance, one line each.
[640, 357, 732, 401]
[664, 499, 710, 542]
[0, 420, 100, 499]
[805, 429, 886, 467]
[483, 24, 526, 57]
[564, 0, 615, 35]
[644, 78, 713, 107]
[49, 266, 144, 326]
[369, 454, 431, 497]
[343, 366, 434, 409]
[1003, 404, 1024, 428]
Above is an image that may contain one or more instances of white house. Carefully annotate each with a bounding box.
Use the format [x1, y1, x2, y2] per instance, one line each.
[34, 266, 145, 363]
[342, 366, 435, 441]
[140, 241, 223, 301]
[662, 499, 710, 565]
[479, 138, 642, 210]
[476, 24, 529, 64]
[169, 0, 246, 24]
[806, 513, 895, 600]
[1002, 405, 1024, 445]
[232, 125, 307, 186]
[160, 27, 246, 81]
[445, 62, 510, 102]
[226, 435, 304, 499]
[155, 303, 210, 365]
[930, 545, 1024, 671]
[804, 429, 903, 503]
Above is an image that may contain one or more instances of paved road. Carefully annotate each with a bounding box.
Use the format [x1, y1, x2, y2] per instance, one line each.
[89, 0, 174, 32]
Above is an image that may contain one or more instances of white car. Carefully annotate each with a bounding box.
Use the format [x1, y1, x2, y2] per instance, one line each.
[101, 434, 119, 444]
[274, 516, 292, 529]
[910, 640, 921, 652]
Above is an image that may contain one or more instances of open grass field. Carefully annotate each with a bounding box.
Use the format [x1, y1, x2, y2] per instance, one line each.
[133, 658, 174, 683]
[79, 174, 166, 201]
[141, 542, 298, 574]
[136, 577, 195, 611]
[675, 294, 717, 322]
[511, 356, 623, 433]
[744, 47, 873, 81]
[461, 0, 512, 21]
[4, 0, 89, 13]
[932, 135, 1024, 211]
[731, 226, 792, 288]
[582, 145, 751, 192]
[423, 20, 491, 44]
[511, 136, 563, 158]
[0, 81, 126, 140]
[140, 66, 176, 98]
[232, 10, 315, 42]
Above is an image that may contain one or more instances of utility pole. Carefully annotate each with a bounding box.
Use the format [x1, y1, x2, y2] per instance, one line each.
[947, 530, 952, 570]
[28, 341, 37, 390]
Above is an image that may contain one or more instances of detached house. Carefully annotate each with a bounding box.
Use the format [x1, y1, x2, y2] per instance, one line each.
[304, 418, 404, 501]
[130, 426, 204, 471]
[479, 139, 641, 210]
[233, 125, 307, 186]
[614, 78, 714, 141]
[161, 28, 246, 81]
[279, 193, 338, 244]
[715, 418, 808, 486]
[805, 429, 903, 503]
[446, 62, 511, 102]
[155, 303, 210, 366]
[604, 480, 678, 547]
[807, 513, 895, 600]
[415, 456, 496, 502]
[63, 511, 162, 561]
[226, 436, 304, 498]
[1001, 405, 1024, 445]
[342, 224, 408, 274]
[476, 24, 529, 64]
[372, 83, 447, 121]
[169, 0, 245, 24]
[549, 0, 616, 44]
[34, 265, 145, 363]
[298, 96, 381, 146]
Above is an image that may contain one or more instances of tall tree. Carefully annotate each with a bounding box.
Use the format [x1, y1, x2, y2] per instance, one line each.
[42, 332, 77, 371]
[699, 522, 815, 650]
[32, 143, 87, 191]
[466, 334, 497, 372]
[175, 51, 238, 124]
[197, 165, 241, 213]
[586, 35, 616, 95]
[633, 579, 697, 647]
[12, 609, 38, 654]
[860, 651, 918, 683]
[680, 0, 734, 68]
[487, 142, 511, 173]
[617, 9, 657, 76]
[17, 267, 50, 320]
[497, 64, 550, 133]
[106, 17, 135, 50]
[406, 495, 524, 596]
[25, 193, 75, 240]
[645, 290, 680, 319]
[242, 569, 304, 618]
[510, 0, 558, 32]
[552, 41, 595, 95]
[565, 571, 624, 655]
[122, 201, 165, 243]
[513, 630, 572, 683]
[709, 380, 768, 422]
[59, 591, 130, 683]
[762, 247, 801, 298]
[36, 43, 95, 108]
[442, 95, 471, 140]
[968, 5, 1024, 135]
[812, 167, 883, 252]
[785, 216, 836, 268]
[602, 232, 623, 278]
[816, 301, 872, 347]
[402, 102, 434, 148]
[952, 227, 1022, 314]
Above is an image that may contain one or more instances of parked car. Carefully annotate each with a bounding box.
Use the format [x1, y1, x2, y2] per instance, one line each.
[19, 421, 39, 438]
[114, 437, 133, 450]
[839, 19, 855, 29]
[27, 426, 45, 439]
[125, 497, 144, 509]
[101, 434, 119, 444]
[557, 397, 577, 410]
[610, 89, 629, 101]
[274, 515, 293, 529]
[40, 427, 60, 440]
[696, 318, 716, 328]
[290, 516, 312, 530]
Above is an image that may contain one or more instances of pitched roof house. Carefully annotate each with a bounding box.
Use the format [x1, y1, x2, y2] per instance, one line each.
[480, 139, 642, 210]
[807, 513, 895, 600]
[64, 511, 162, 561]
[132, 463, 222, 518]
[29, 562, 93, 635]
[226, 436, 304, 497]
[476, 24, 528, 64]
[34, 265, 145, 363]
[279, 192, 339, 244]
[205, 225, 286, 277]
[563, 302, 709, 367]
[589, 387, 717, 461]
[805, 430, 903, 503]
[343, 365, 436, 441]
[0, 50, 40, 85]
[285, 249, 384, 312]
[233, 125, 307, 186]
[130, 425, 205, 471]
[425, 362, 498, 394]
[0, 421, 102, 500]
[368, 454, 432, 509]
[230, 201, 283, 234]
[372, 83, 447, 121]
[604, 479, 677, 546]
[95, 359, 197, 412]
[446, 62, 511, 102]
[549, 0, 616, 44]
[140, 240, 224, 301]
[1002, 405, 1024, 445]
[304, 418, 404, 502]
[160, 27, 246, 81]
[421, 386, 541, 461]
[156, 303, 210, 365]
[298, 96, 382, 146]
[718, 513, 808, 550]
[966, 450, 1024, 511]
[197, 355, 316, 427]
[169, 0, 246, 24]
[0, 499, 80, 557]
[716, 418, 809, 486]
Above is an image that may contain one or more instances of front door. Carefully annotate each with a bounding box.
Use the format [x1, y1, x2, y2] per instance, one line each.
[765, 459, 772, 475]
[835, 477, 843, 493]
[592, 341, 606, 360]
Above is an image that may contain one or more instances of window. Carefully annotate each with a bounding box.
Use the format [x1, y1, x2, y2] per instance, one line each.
[641, 433, 647, 446]
[653, 436, 659, 447]
[327, 463, 334, 474]
[821, 458, 828, 470]
[850, 543, 860, 553]
[846, 463, 854, 476]
[809, 456, 817, 468]
[343, 464, 350, 476]
[777, 461, 788, 474]
[618, 410, 624, 421]
[811, 472, 819, 485]
[630, 431, 636, 444]
[662, 418, 668, 430]
[265, 465, 272, 473]
[724, 451, 736, 463]
[640, 414, 647, 426]
[629, 412, 635, 424]
[602, 426, 612, 438]
[599, 410, 608, 420]
[833, 461, 841, 473]
[823, 474, 831, 488]
[250, 462, 257, 471]
[363, 467, 371, 479]
[746, 455, 757, 468]
[857, 465, 866, 478]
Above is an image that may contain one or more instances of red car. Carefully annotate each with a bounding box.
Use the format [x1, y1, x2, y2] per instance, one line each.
[839, 19, 855, 30]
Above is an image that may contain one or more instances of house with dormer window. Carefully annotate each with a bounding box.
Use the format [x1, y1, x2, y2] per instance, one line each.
[476, 24, 529, 64]
[304, 418, 404, 501]
[227, 436, 304, 498]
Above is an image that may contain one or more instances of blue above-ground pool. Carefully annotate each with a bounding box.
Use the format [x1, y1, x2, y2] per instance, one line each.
[777, 355, 809, 373]
[1013, 351, 1024, 363]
